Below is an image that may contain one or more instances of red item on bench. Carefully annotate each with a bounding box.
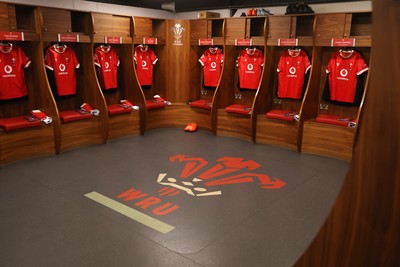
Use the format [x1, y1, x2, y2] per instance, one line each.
[225, 104, 252, 115]
[266, 110, 297, 122]
[316, 114, 354, 127]
[0, 116, 42, 131]
[107, 104, 132, 115]
[146, 100, 167, 110]
[190, 99, 212, 110]
[59, 110, 93, 122]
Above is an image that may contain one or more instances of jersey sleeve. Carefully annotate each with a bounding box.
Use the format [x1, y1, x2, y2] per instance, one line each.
[44, 48, 54, 71]
[199, 53, 207, 66]
[17, 48, 31, 68]
[304, 54, 311, 73]
[277, 53, 285, 72]
[133, 49, 138, 64]
[71, 49, 80, 69]
[356, 54, 369, 75]
[113, 49, 120, 67]
[259, 51, 264, 67]
[151, 50, 158, 65]
[326, 54, 334, 74]
[94, 52, 101, 68]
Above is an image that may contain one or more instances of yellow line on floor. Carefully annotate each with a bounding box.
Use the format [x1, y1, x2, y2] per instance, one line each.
[85, 191, 175, 234]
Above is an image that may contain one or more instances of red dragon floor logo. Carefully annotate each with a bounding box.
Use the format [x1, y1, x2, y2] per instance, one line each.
[157, 155, 286, 197]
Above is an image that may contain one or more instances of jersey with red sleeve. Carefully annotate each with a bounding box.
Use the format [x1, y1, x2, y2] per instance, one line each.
[94, 45, 120, 90]
[45, 45, 80, 96]
[236, 48, 264, 90]
[199, 47, 224, 87]
[326, 50, 368, 103]
[134, 45, 158, 86]
[277, 49, 311, 99]
[0, 44, 31, 100]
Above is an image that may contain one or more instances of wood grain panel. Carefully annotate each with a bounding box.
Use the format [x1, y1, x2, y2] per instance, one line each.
[107, 111, 140, 140]
[92, 13, 113, 37]
[216, 109, 252, 142]
[59, 118, 103, 152]
[133, 17, 152, 39]
[0, 3, 9, 30]
[190, 19, 207, 40]
[41, 7, 71, 34]
[146, 104, 211, 131]
[112, 15, 131, 38]
[315, 13, 347, 46]
[301, 120, 354, 160]
[7, 4, 16, 31]
[0, 125, 55, 166]
[165, 20, 191, 103]
[267, 16, 292, 40]
[295, 1, 400, 265]
[225, 18, 246, 41]
[343, 13, 352, 37]
[256, 114, 298, 151]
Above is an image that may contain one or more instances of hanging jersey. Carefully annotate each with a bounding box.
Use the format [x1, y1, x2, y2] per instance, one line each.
[0, 44, 31, 100]
[236, 48, 264, 90]
[45, 45, 80, 96]
[94, 45, 120, 90]
[277, 49, 311, 99]
[199, 47, 224, 87]
[134, 45, 158, 86]
[326, 50, 368, 103]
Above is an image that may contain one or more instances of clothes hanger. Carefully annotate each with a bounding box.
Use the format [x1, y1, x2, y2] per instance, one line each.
[288, 46, 301, 57]
[209, 46, 218, 54]
[139, 44, 148, 52]
[53, 42, 67, 53]
[246, 46, 256, 55]
[99, 43, 111, 53]
[339, 47, 354, 58]
[0, 41, 13, 53]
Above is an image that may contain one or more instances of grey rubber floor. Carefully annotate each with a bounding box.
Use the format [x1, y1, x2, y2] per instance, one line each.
[0, 128, 348, 267]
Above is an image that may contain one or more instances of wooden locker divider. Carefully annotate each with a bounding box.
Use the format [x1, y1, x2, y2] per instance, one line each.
[216, 16, 267, 142]
[187, 18, 225, 133]
[92, 12, 142, 140]
[0, 3, 57, 166]
[256, 14, 315, 151]
[40, 7, 107, 153]
[132, 17, 187, 132]
[301, 11, 372, 160]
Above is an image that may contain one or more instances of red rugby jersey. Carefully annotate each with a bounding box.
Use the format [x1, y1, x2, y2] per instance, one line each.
[236, 48, 264, 90]
[277, 49, 311, 99]
[94, 45, 120, 90]
[326, 50, 368, 103]
[134, 45, 158, 86]
[45, 45, 80, 96]
[0, 44, 31, 100]
[199, 47, 224, 87]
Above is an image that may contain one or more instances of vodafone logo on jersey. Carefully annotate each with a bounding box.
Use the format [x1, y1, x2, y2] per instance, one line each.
[105, 62, 110, 69]
[4, 65, 12, 74]
[2, 65, 16, 78]
[247, 63, 254, 71]
[289, 67, 296, 75]
[211, 62, 217, 69]
[142, 60, 148, 70]
[340, 69, 348, 77]
[59, 64, 66, 72]
[337, 68, 349, 81]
